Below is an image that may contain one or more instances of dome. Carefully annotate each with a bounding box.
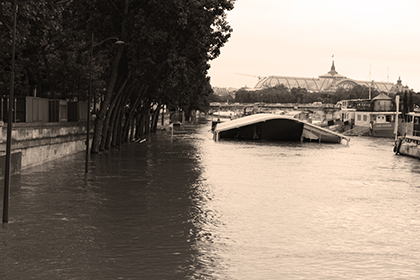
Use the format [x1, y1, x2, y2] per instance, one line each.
[255, 76, 338, 92]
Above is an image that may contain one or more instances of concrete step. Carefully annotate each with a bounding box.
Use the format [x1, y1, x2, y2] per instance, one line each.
[342, 126, 370, 136]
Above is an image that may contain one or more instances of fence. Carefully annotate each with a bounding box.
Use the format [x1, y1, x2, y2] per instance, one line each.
[0, 96, 87, 123]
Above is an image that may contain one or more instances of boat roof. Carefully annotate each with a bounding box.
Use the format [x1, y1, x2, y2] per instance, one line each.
[372, 93, 392, 100]
[369, 111, 399, 115]
[214, 113, 295, 133]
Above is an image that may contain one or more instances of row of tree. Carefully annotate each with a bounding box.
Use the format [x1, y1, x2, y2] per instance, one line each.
[211, 84, 420, 106]
[1, 0, 234, 152]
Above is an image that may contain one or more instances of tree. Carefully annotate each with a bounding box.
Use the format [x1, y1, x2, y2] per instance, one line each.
[409, 91, 414, 112]
[0, 0, 235, 152]
[0, 1, 70, 98]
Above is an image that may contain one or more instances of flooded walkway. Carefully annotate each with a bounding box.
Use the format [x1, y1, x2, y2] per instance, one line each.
[1, 120, 420, 279]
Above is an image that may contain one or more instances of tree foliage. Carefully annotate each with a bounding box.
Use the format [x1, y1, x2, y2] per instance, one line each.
[0, 0, 235, 152]
[232, 84, 414, 105]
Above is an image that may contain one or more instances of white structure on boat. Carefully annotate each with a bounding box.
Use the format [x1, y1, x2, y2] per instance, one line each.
[339, 93, 405, 137]
[395, 112, 420, 158]
[213, 113, 349, 144]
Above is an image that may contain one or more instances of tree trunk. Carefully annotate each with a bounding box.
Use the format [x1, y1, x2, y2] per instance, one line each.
[116, 111, 123, 150]
[104, 93, 122, 149]
[135, 104, 152, 139]
[91, 0, 129, 153]
[122, 95, 142, 143]
[129, 116, 136, 141]
[105, 84, 130, 149]
[99, 73, 130, 151]
[91, 44, 125, 153]
[112, 103, 123, 147]
[144, 107, 151, 135]
[150, 105, 161, 133]
[135, 114, 144, 139]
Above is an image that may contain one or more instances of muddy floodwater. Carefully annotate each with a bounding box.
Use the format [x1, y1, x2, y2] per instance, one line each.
[1, 120, 420, 279]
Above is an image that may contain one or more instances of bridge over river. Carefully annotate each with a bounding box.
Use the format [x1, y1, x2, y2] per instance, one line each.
[209, 102, 342, 123]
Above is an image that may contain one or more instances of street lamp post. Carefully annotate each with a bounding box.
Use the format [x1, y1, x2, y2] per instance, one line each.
[85, 35, 123, 173]
[3, 0, 18, 224]
[3, 0, 70, 223]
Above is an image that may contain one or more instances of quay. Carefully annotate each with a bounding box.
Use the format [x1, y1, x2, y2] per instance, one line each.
[0, 121, 89, 176]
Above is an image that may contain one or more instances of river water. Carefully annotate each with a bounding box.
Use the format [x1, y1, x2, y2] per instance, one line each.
[1, 118, 420, 279]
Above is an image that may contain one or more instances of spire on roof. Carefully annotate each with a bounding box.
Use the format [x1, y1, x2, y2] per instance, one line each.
[328, 60, 338, 75]
[318, 58, 346, 79]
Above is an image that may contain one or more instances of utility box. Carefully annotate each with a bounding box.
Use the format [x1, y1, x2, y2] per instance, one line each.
[68, 101, 88, 122]
[49, 99, 68, 122]
[1, 97, 15, 123]
[16, 96, 49, 122]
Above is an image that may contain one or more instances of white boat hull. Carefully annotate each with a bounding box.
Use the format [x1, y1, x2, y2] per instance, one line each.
[395, 136, 420, 159]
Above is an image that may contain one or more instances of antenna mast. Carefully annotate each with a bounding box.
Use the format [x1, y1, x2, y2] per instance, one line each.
[369, 64, 372, 100]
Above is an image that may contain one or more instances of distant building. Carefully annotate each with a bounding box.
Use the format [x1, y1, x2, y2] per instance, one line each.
[388, 77, 410, 94]
[212, 87, 238, 96]
[254, 61, 399, 93]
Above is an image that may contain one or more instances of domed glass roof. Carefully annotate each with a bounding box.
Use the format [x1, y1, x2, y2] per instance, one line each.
[255, 76, 338, 92]
[254, 62, 396, 93]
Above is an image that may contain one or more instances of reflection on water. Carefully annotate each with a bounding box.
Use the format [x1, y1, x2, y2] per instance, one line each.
[1, 120, 420, 279]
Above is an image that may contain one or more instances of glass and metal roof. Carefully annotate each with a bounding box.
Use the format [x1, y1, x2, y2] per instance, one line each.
[255, 76, 340, 92]
[254, 62, 396, 93]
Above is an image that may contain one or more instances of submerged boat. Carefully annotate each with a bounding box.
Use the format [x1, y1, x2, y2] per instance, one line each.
[213, 113, 350, 144]
[394, 112, 420, 158]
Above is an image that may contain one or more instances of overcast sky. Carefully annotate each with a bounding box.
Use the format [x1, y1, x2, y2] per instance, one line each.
[208, 0, 420, 91]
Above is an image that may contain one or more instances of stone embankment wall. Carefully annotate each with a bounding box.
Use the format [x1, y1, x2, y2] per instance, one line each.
[0, 121, 90, 175]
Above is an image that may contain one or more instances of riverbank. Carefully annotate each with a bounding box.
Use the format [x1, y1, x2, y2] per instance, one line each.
[0, 121, 89, 175]
[0, 110, 185, 175]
